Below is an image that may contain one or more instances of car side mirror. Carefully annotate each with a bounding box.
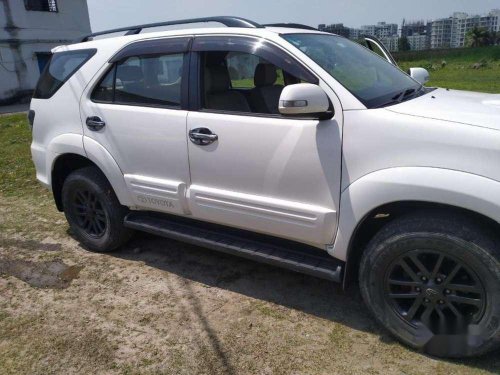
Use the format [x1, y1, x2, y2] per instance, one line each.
[279, 83, 333, 120]
[409, 67, 430, 85]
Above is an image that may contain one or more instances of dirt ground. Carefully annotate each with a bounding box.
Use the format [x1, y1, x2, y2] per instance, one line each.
[0, 196, 499, 375]
[0, 113, 499, 374]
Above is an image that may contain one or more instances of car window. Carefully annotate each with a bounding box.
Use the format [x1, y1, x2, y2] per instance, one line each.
[283, 34, 421, 109]
[92, 53, 184, 108]
[34, 49, 96, 99]
[226, 52, 284, 89]
[201, 51, 297, 114]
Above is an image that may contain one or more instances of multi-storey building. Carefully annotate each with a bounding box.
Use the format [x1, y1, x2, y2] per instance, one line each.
[430, 17, 453, 49]
[360, 22, 398, 39]
[401, 20, 427, 37]
[348, 28, 362, 40]
[318, 23, 350, 38]
[0, 0, 91, 104]
[380, 35, 399, 52]
[318, 8, 500, 52]
[407, 34, 429, 51]
[430, 9, 500, 49]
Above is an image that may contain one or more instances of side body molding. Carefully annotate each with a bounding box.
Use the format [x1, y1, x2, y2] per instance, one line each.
[331, 167, 500, 261]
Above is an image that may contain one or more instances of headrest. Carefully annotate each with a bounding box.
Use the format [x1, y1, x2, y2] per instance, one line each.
[254, 63, 277, 87]
[205, 65, 231, 93]
[116, 65, 143, 82]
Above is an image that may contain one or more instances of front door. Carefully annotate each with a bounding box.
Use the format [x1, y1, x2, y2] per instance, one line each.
[80, 37, 191, 215]
[186, 36, 342, 247]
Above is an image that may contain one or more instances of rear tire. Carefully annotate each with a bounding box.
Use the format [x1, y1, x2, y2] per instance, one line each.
[359, 210, 500, 358]
[62, 166, 133, 252]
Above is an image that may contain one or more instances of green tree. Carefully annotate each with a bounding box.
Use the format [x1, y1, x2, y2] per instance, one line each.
[398, 36, 411, 51]
[492, 31, 500, 45]
[466, 27, 492, 47]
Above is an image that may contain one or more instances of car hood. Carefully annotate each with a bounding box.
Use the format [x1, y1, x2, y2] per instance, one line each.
[386, 88, 500, 130]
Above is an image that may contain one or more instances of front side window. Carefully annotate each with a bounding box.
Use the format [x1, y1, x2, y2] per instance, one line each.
[33, 49, 95, 99]
[282, 33, 422, 108]
[226, 52, 285, 89]
[92, 53, 184, 108]
[201, 51, 304, 114]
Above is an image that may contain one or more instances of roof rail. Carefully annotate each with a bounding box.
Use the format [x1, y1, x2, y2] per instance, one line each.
[263, 23, 318, 31]
[81, 16, 263, 42]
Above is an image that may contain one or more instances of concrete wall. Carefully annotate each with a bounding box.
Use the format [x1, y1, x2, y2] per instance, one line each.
[0, 0, 91, 104]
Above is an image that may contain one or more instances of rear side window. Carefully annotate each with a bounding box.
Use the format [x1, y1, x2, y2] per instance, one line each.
[33, 49, 96, 99]
[92, 53, 184, 108]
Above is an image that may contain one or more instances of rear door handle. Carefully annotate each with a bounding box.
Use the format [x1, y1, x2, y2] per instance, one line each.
[189, 127, 218, 145]
[86, 116, 106, 131]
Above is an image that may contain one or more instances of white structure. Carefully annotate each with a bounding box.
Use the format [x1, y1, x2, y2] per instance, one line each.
[407, 34, 428, 51]
[430, 9, 500, 49]
[361, 22, 398, 39]
[380, 35, 399, 52]
[0, 0, 91, 104]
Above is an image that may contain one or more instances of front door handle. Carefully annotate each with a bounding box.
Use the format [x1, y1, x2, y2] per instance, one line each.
[86, 116, 106, 131]
[189, 127, 218, 146]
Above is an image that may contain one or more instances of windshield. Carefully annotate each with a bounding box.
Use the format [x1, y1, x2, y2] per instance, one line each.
[282, 33, 422, 108]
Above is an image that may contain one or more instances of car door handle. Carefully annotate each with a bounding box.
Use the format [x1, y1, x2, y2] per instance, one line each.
[86, 116, 106, 131]
[189, 128, 218, 145]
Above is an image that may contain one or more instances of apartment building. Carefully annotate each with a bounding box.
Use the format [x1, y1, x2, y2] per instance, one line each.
[318, 23, 350, 38]
[0, 0, 91, 104]
[379, 35, 399, 52]
[431, 9, 500, 49]
[360, 22, 398, 39]
[407, 34, 429, 51]
[319, 8, 499, 52]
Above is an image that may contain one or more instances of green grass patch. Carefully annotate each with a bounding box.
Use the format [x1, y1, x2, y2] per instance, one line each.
[0, 114, 46, 197]
[395, 46, 500, 93]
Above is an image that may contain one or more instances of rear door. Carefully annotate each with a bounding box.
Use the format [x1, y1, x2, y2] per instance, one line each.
[80, 37, 192, 215]
[185, 36, 343, 247]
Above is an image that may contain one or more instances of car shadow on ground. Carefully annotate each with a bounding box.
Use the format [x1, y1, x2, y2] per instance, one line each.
[104, 232, 498, 371]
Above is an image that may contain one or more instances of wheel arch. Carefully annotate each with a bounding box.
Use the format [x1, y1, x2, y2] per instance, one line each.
[50, 136, 134, 211]
[332, 167, 500, 287]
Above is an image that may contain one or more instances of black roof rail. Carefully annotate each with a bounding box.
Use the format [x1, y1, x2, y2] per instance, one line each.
[81, 16, 263, 42]
[263, 23, 318, 31]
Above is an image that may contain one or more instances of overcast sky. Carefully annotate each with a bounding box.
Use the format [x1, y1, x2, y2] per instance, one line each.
[87, 0, 500, 32]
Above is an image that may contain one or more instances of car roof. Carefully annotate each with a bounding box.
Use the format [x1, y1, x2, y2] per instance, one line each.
[53, 26, 331, 53]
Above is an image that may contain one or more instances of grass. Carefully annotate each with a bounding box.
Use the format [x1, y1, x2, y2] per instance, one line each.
[395, 46, 500, 93]
[0, 113, 47, 198]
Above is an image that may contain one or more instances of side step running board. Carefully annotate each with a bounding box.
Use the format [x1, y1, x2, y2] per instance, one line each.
[124, 212, 343, 282]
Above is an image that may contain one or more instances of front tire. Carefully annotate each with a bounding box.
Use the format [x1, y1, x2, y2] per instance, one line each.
[359, 211, 500, 358]
[62, 166, 133, 252]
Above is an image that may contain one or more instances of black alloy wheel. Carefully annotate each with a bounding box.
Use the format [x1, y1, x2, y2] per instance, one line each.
[62, 166, 133, 252]
[71, 189, 108, 238]
[359, 210, 500, 357]
[385, 250, 486, 335]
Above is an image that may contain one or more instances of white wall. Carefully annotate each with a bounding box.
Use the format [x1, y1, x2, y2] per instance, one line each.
[0, 0, 91, 103]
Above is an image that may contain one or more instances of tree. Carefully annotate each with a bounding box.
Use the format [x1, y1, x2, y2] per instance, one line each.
[466, 27, 492, 47]
[491, 31, 500, 45]
[398, 36, 411, 51]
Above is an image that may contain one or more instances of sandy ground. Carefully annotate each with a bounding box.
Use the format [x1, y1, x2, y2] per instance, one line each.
[0, 196, 499, 375]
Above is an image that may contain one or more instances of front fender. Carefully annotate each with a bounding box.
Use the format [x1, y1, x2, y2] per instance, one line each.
[330, 167, 500, 261]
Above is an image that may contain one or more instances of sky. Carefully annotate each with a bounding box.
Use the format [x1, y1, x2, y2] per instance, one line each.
[87, 0, 500, 32]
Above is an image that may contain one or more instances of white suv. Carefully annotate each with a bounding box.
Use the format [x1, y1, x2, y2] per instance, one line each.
[29, 17, 500, 358]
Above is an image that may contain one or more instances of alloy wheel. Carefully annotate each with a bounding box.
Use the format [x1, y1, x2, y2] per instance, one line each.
[385, 249, 486, 334]
[72, 189, 108, 238]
